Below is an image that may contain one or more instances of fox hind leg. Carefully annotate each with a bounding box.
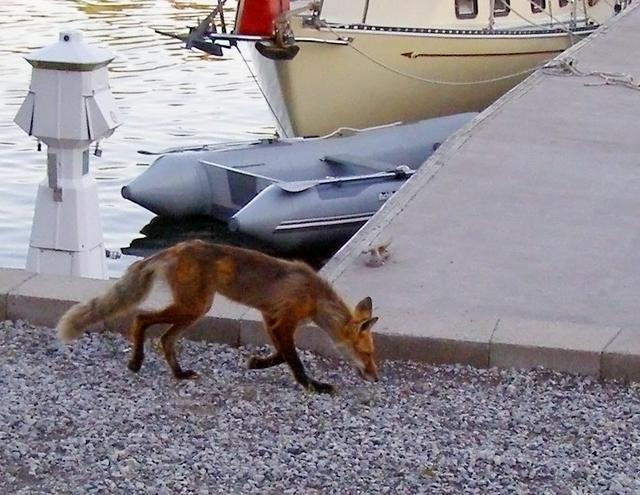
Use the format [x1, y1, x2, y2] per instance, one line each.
[127, 311, 167, 373]
[160, 321, 200, 379]
[127, 305, 206, 377]
[128, 257, 213, 378]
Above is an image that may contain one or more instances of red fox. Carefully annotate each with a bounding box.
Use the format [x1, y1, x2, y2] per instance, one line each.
[57, 240, 379, 393]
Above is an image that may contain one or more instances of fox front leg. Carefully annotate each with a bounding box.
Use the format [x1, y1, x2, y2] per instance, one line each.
[279, 337, 334, 394]
[262, 314, 334, 394]
[253, 347, 334, 393]
[248, 342, 332, 393]
[247, 352, 285, 369]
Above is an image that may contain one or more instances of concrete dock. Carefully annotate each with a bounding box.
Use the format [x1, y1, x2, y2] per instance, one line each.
[2, 4, 640, 381]
[324, 2, 640, 380]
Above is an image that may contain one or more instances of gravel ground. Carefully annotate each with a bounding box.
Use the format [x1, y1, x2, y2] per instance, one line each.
[1, 320, 639, 494]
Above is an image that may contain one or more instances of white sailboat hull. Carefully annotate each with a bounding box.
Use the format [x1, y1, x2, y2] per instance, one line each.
[250, 22, 585, 137]
[239, 0, 627, 137]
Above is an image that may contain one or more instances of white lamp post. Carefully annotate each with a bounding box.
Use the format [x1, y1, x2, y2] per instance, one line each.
[14, 30, 121, 279]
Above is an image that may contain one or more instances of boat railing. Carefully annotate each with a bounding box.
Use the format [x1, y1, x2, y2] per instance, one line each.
[493, 0, 587, 40]
[315, 0, 609, 33]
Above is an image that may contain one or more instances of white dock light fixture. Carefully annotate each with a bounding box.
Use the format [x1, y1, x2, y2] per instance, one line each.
[14, 31, 121, 279]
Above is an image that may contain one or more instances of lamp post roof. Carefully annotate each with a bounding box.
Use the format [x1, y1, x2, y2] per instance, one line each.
[25, 31, 115, 71]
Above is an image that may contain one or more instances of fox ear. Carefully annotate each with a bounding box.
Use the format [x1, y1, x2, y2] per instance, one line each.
[359, 317, 378, 333]
[355, 297, 373, 319]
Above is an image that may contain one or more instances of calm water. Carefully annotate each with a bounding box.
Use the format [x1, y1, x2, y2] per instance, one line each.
[0, 0, 277, 276]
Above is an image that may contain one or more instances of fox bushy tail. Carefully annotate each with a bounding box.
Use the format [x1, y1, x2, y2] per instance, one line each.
[56, 259, 158, 343]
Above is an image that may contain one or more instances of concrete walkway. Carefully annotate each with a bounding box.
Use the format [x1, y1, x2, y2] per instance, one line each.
[323, 3, 640, 381]
[2, 4, 640, 382]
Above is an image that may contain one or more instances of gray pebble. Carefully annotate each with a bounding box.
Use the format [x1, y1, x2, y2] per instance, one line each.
[0, 320, 639, 494]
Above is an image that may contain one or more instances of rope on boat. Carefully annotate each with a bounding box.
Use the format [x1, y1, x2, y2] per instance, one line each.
[325, 25, 542, 86]
[494, 0, 579, 44]
[303, 121, 404, 140]
[542, 57, 640, 90]
[232, 2, 318, 135]
[323, 0, 612, 89]
[235, 45, 289, 134]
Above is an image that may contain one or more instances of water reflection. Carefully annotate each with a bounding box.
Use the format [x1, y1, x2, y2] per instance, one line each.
[124, 216, 339, 271]
[70, 0, 223, 17]
[166, 1, 221, 11]
[0, 0, 275, 275]
[71, 1, 150, 15]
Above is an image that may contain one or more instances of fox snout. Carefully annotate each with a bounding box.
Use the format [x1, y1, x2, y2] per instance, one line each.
[363, 365, 379, 382]
[355, 360, 379, 382]
[340, 346, 379, 382]
[360, 369, 379, 382]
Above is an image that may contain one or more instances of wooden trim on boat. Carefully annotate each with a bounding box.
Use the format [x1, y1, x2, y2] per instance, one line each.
[400, 49, 562, 58]
[313, 23, 599, 37]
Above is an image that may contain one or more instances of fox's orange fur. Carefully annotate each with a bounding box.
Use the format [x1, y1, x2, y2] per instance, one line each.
[57, 240, 379, 393]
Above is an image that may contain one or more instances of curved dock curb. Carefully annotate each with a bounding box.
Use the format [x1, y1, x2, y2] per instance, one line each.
[1, 268, 639, 382]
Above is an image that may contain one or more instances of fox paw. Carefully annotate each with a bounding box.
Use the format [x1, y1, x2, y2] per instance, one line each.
[247, 356, 263, 369]
[308, 380, 335, 394]
[247, 354, 285, 370]
[174, 369, 199, 380]
[127, 359, 142, 373]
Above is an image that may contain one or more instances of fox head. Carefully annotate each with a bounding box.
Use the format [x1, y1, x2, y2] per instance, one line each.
[337, 296, 379, 382]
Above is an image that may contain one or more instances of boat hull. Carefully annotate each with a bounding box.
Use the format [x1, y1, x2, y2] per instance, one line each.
[250, 22, 590, 137]
[122, 113, 476, 221]
[122, 113, 476, 250]
[229, 174, 409, 251]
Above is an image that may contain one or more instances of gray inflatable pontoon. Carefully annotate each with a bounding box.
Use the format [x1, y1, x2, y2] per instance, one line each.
[122, 113, 475, 251]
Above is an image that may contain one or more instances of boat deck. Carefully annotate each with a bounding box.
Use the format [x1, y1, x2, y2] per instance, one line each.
[323, 3, 640, 380]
